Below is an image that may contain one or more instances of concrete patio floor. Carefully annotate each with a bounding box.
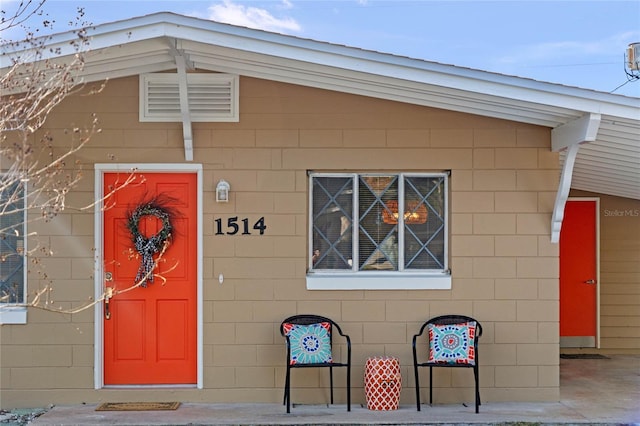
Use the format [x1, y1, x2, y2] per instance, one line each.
[30, 355, 640, 425]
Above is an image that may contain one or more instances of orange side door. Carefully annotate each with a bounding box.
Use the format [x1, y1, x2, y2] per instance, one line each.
[560, 200, 598, 347]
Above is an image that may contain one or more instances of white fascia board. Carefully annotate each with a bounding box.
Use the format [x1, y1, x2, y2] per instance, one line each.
[0, 23, 162, 67]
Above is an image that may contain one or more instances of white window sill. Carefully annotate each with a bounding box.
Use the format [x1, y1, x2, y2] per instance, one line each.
[0, 306, 27, 324]
[306, 272, 452, 290]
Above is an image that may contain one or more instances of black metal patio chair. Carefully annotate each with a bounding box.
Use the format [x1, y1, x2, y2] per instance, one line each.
[280, 314, 351, 413]
[412, 314, 482, 413]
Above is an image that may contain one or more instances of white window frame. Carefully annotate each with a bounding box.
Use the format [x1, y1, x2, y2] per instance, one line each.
[306, 172, 451, 290]
[0, 179, 27, 324]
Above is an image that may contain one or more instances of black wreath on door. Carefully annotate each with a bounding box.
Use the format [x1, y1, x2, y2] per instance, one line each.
[126, 200, 173, 287]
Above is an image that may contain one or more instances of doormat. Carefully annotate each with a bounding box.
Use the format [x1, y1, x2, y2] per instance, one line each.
[560, 354, 609, 359]
[96, 402, 181, 411]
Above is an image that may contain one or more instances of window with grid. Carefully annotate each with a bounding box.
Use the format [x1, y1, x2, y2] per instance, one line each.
[309, 173, 448, 279]
[0, 180, 26, 309]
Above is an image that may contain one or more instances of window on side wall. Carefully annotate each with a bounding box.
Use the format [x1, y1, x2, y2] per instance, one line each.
[0, 179, 27, 324]
[307, 172, 451, 290]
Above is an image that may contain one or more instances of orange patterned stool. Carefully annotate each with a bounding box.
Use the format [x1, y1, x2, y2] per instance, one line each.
[364, 356, 402, 410]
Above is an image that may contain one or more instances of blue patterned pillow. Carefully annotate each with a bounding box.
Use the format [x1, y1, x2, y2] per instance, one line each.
[428, 321, 477, 365]
[283, 322, 332, 365]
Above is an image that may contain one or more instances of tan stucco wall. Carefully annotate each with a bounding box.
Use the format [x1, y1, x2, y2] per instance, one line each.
[569, 191, 640, 352]
[0, 75, 562, 409]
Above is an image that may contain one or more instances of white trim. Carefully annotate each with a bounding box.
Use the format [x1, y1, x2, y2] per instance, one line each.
[581, 197, 602, 349]
[93, 163, 203, 389]
[307, 172, 449, 289]
[551, 113, 601, 152]
[196, 168, 204, 389]
[306, 272, 452, 290]
[551, 144, 579, 244]
[0, 307, 27, 324]
[175, 56, 194, 161]
[595, 197, 601, 349]
[96, 163, 204, 171]
[550, 113, 602, 243]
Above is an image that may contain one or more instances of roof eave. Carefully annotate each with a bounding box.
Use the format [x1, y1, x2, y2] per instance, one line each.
[2, 12, 638, 122]
[2, 12, 638, 205]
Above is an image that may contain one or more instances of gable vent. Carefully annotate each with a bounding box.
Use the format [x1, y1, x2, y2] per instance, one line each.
[140, 73, 239, 122]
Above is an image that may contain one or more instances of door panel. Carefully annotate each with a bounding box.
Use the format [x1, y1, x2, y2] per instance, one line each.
[103, 172, 197, 384]
[560, 200, 598, 348]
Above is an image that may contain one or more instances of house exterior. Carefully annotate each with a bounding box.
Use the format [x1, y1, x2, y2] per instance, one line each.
[1, 13, 638, 409]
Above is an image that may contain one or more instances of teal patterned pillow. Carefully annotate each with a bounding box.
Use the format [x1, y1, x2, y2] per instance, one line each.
[283, 322, 332, 365]
[428, 321, 477, 365]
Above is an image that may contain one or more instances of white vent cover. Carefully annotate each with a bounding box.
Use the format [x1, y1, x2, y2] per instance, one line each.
[140, 73, 239, 122]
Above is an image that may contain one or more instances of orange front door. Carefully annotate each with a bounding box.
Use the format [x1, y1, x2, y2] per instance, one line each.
[560, 199, 598, 348]
[103, 172, 197, 384]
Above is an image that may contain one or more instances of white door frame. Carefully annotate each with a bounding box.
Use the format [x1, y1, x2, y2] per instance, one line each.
[93, 163, 203, 389]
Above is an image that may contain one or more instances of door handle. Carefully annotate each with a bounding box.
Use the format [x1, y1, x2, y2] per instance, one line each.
[584, 279, 596, 284]
[104, 286, 114, 320]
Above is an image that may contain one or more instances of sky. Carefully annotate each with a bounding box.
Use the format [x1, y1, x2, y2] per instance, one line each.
[2, 0, 640, 97]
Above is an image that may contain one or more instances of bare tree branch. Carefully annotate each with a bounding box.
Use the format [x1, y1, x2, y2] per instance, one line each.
[1, 0, 47, 35]
[0, 4, 138, 312]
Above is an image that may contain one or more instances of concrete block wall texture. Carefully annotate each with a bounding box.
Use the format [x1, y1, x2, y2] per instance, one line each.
[2, 73, 610, 409]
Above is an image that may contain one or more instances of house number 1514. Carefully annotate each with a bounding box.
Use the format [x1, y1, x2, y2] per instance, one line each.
[215, 217, 267, 235]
